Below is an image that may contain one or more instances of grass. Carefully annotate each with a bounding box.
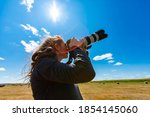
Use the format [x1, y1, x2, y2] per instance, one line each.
[0, 84, 33, 100]
[0, 78, 150, 100]
[79, 78, 150, 100]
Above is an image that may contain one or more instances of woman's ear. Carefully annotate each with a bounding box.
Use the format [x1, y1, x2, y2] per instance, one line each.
[54, 43, 60, 51]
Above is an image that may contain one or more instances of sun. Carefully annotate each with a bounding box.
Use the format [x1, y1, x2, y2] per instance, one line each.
[50, 1, 60, 23]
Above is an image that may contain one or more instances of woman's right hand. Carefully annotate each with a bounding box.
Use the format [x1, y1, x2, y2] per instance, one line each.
[68, 38, 84, 49]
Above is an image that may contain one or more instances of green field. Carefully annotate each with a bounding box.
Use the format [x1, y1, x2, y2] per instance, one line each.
[0, 78, 150, 100]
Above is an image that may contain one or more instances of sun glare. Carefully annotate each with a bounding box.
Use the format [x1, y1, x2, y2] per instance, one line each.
[50, 1, 60, 23]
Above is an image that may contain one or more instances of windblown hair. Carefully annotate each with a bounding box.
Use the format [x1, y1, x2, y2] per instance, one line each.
[27, 36, 63, 78]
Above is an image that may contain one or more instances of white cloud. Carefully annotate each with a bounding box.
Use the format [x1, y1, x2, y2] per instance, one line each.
[21, 40, 40, 53]
[108, 60, 115, 63]
[114, 62, 123, 66]
[106, 57, 113, 60]
[93, 53, 113, 61]
[0, 67, 6, 72]
[93, 53, 123, 66]
[20, 24, 39, 36]
[21, 0, 34, 12]
[0, 57, 5, 60]
[41, 28, 50, 36]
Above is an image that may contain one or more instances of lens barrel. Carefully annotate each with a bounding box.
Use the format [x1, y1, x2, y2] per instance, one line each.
[84, 29, 108, 45]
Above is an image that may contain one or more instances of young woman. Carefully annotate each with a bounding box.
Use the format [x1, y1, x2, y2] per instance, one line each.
[28, 36, 95, 100]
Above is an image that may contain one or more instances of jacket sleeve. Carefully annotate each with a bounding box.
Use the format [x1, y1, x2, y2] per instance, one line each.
[36, 48, 95, 84]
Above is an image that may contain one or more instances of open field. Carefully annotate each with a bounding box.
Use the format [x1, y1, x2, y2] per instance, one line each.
[0, 78, 150, 100]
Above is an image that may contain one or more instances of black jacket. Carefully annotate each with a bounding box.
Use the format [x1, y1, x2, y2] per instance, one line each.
[30, 48, 95, 100]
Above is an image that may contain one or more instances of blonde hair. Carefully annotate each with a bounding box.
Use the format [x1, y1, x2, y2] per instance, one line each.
[27, 36, 63, 78]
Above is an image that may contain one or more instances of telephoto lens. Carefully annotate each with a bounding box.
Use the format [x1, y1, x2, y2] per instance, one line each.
[66, 29, 108, 64]
[66, 29, 108, 51]
[83, 29, 108, 45]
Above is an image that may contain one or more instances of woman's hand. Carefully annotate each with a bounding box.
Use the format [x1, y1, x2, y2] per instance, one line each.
[67, 38, 87, 52]
[69, 38, 85, 48]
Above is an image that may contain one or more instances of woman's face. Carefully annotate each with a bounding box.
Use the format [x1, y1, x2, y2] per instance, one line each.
[55, 38, 68, 60]
[59, 40, 68, 58]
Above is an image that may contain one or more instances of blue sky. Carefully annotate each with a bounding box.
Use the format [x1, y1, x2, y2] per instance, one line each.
[0, 0, 150, 83]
